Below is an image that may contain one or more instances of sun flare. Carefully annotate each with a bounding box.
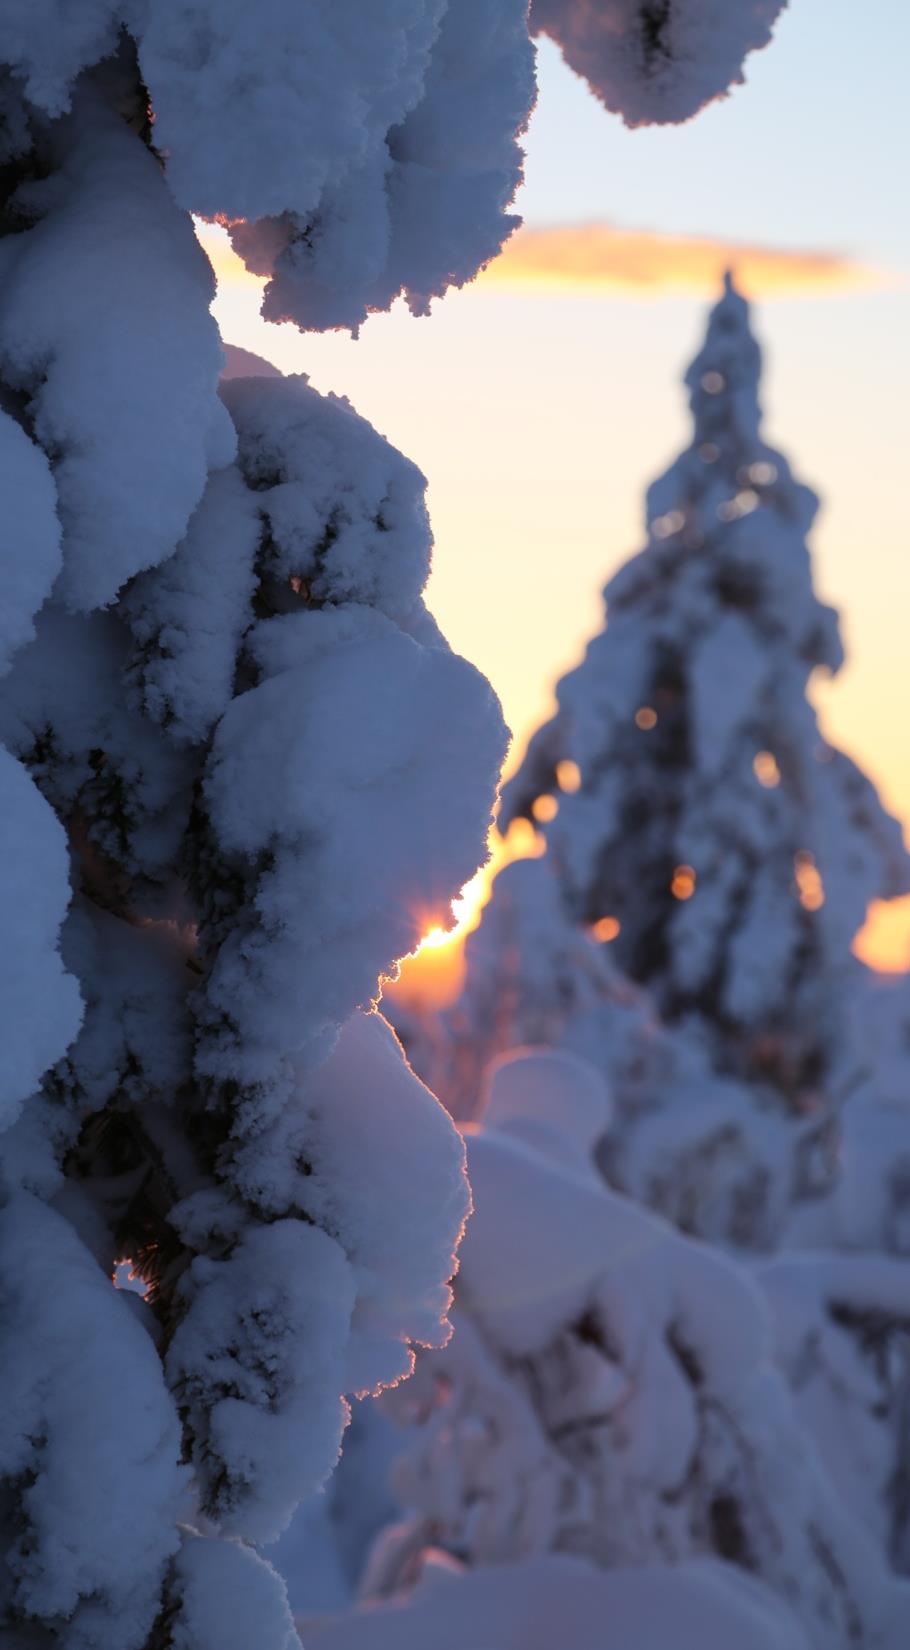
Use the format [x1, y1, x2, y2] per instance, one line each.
[415, 869, 487, 955]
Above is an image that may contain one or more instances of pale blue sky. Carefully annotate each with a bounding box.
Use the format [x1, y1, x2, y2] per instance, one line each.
[524, 3, 908, 267]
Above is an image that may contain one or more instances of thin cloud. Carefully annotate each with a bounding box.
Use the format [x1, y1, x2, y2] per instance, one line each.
[477, 223, 896, 299]
[197, 219, 897, 304]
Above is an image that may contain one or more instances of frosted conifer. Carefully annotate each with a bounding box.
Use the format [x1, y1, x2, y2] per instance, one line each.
[0, 11, 532, 1645]
[0, 13, 798, 1648]
[498, 276, 908, 1115]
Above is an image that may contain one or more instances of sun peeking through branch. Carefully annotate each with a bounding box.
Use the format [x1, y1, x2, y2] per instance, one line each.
[386, 820, 545, 1013]
[418, 874, 487, 952]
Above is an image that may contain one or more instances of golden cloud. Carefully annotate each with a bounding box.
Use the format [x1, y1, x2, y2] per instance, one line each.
[197, 218, 897, 305]
[477, 223, 896, 299]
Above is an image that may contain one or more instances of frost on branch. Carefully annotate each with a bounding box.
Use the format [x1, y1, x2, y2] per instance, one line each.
[296, 1013, 471, 1396]
[0, 354, 490, 1627]
[531, 0, 787, 126]
[220, 0, 536, 331]
[166, 1219, 357, 1544]
[0, 22, 509, 1626]
[221, 373, 432, 623]
[198, 603, 505, 1114]
[0, 1195, 185, 1650]
[0, 91, 233, 611]
[166, 1533, 300, 1650]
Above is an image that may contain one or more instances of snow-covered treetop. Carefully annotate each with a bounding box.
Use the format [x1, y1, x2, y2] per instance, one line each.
[531, 0, 787, 127]
[498, 276, 909, 1102]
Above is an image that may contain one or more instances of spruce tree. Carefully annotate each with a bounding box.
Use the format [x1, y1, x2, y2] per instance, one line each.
[499, 275, 908, 1112]
[0, 11, 535, 1644]
[0, 13, 810, 1648]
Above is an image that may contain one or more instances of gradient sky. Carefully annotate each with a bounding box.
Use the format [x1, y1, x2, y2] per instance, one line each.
[206, 0, 910, 968]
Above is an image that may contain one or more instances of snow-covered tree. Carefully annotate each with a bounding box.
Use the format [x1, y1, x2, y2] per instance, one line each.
[532, 0, 787, 127]
[754, 973, 910, 1577]
[0, 12, 800, 1648]
[400, 845, 798, 1249]
[491, 274, 908, 1118]
[415, 853, 660, 1119]
[362, 1052, 910, 1650]
[411, 277, 909, 1251]
[0, 11, 532, 1644]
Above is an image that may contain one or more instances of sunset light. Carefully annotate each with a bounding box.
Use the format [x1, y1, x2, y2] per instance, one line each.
[671, 865, 697, 901]
[10, 8, 910, 1647]
[532, 793, 560, 823]
[591, 915, 621, 943]
[556, 759, 582, 793]
[753, 750, 781, 787]
[794, 850, 825, 911]
[389, 818, 546, 1009]
[474, 222, 892, 301]
[417, 871, 487, 952]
